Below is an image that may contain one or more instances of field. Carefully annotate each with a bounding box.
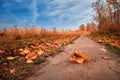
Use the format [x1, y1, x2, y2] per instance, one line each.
[0, 27, 120, 80]
[0, 27, 80, 80]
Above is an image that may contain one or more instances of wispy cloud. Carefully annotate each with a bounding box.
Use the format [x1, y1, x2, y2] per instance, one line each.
[41, 0, 96, 29]
[14, 0, 24, 3]
[32, 0, 38, 24]
[0, 0, 97, 29]
[2, 1, 11, 8]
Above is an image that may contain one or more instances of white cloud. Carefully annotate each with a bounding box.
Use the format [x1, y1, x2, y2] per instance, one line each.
[48, 10, 62, 16]
[31, 0, 38, 24]
[0, 0, 96, 29]
[42, 0, 96, 27]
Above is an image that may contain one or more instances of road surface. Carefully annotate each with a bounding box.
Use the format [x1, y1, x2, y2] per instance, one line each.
[27, 36, 120, 80]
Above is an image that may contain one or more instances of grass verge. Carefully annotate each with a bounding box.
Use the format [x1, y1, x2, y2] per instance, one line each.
[103, 43, 120, 55]
[89, 32, 120, 56]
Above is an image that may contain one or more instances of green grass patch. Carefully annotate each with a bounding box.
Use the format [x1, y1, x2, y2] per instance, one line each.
[34, 57, 46, 64]
[49, 48, 63, 56]
[15, 64, 34, 80]
[104, 43, 120, 55]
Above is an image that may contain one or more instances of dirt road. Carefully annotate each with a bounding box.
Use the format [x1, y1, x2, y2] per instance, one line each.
[27, 36, 120, 80]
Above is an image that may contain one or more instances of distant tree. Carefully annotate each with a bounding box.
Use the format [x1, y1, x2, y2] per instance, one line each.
[86, 23, 91, 31]
[86, 22, 97, 32]
[52, 27, 57, 35]
[79, 24, 85, 31]
[91, 22, 97, 32]
[13, 25, 18, 30]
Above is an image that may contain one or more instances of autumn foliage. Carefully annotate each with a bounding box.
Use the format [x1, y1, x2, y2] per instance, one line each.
[0, 26, 80, 80]
[92, 0, 120, 34]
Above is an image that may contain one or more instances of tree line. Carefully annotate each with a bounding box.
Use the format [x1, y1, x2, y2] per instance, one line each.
[92, 0, 120, 34]
[79, 22, 97, 33]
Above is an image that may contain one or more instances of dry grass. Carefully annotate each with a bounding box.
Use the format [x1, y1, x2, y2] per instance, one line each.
[0, 26, 80, 80]
[90, 32, 120, 55]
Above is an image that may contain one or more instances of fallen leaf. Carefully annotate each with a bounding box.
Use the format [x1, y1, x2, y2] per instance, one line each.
[26, 59, 33, 63]
[10, 68, 15, 74]
[25, 52, 37, 59]
[37, 50, 43, 55]
[0, 50, 4, 53]
[101, 56, 109, 60]
[69, 51, 90, 64]
[19, 48, 23, 51]
[20, 49, 30, 55]
[31, 55, 37, 60]
[101, 48, 107, 52]
[31, 45, 40, 49]
[7, 56, 18, 60]
[23, 49, 30, 54]
[19, 57, 25, 62]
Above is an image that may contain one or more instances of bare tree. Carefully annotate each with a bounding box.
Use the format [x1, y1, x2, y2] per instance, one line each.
[92, 0, 120, 34]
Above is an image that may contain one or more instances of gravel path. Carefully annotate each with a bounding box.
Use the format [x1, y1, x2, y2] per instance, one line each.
[27, 36, 120, 80]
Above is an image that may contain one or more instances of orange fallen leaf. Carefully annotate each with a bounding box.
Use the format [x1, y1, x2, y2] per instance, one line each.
[24, 49, 30, 53]
[37, 49, 43, 55]
[19, 48, 23, 51]
[10, 68, 15, 74]
[76, 58, 85, 64]
[20, 49, 30, 55]
[26, 59, 33, 64]
[31, 55, 37, 60]
[31, 45, 40, 49]
[7, 56, 15, 60]
[25, 52, 37, 59]
[7, 56, 19, 60]
[0, 50, 4, 53]
[69, 51, 90, 64]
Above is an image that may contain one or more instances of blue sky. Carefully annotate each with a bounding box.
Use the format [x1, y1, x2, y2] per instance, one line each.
[0, 0, 96, 30]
